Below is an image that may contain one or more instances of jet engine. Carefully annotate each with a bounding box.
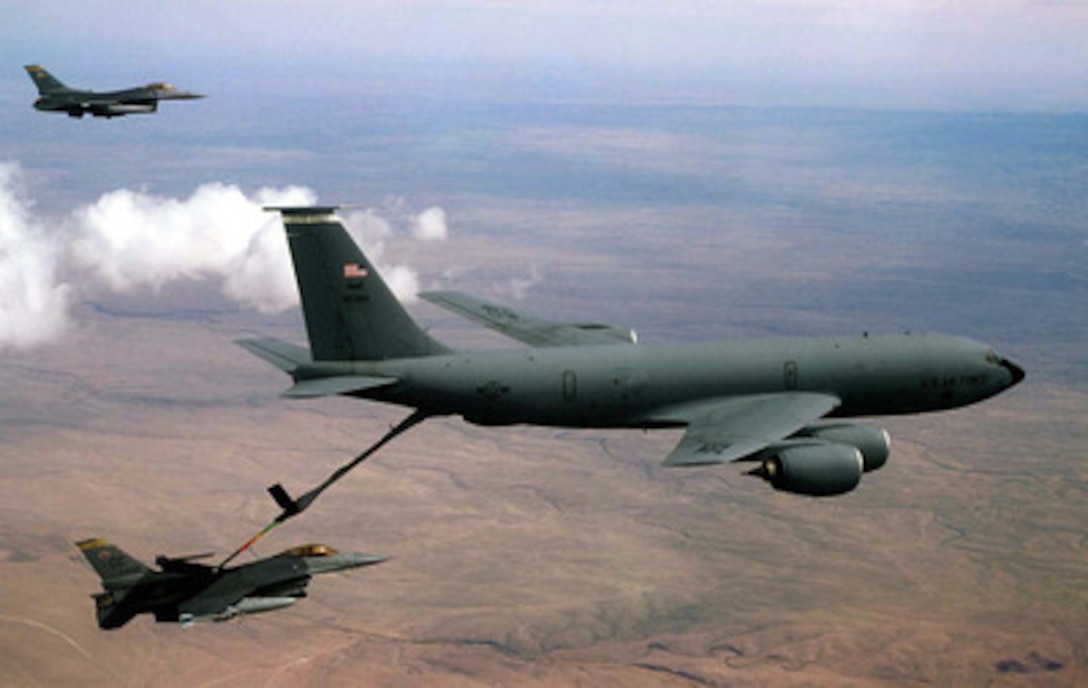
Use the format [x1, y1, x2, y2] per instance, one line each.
[751, 442, 864, 496]
[793, 421, 890, 472]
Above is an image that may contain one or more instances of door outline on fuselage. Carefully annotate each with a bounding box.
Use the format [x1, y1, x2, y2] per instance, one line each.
[562, 370, 577, 402]
[784, 360, 798, 390]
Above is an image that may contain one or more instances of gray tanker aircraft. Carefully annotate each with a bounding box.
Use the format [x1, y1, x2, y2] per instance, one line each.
[24, 65, 203, 118]
[240, 207, 1024, 499]
[76, 538, 384, 629]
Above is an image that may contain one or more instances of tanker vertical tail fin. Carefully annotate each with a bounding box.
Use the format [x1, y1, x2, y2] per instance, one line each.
[267, 207, 449, 361]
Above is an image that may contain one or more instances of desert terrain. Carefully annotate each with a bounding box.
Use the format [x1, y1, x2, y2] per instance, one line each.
[0, 82, 1084, 685]
[0, 282, 1083, 686]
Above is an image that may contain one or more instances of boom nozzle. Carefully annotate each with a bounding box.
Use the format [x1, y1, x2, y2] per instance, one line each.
[268, 484, 300, 518]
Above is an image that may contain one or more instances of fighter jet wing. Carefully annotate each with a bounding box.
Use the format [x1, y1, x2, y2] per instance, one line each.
[177, 578, 251, 618]
[647, 392, 841, 466]
[177, 559, 309, 619]
[420, 291, 636, 347]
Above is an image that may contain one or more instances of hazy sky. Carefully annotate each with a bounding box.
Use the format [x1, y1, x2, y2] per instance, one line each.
[3, 0, 1088, 110]
[0, 1, 1084, 353]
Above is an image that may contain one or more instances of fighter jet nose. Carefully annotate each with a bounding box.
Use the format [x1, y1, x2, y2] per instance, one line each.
[304, 551, 386, 573]
[160, 90, 204, 100]
[351, 553, 387, 567]
[1001, 358, 1026, 387]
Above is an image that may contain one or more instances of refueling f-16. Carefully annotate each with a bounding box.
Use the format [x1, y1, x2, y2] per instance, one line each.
[75, 538, 384, 629]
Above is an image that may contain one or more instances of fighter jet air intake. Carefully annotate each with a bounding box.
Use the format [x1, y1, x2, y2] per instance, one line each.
[240, 207, 1024, 507]
[24, 65, 203, 118]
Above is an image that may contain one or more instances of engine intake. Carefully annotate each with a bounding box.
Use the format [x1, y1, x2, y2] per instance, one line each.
[793, 421, 890, 472]
[752, 442, 863, 496]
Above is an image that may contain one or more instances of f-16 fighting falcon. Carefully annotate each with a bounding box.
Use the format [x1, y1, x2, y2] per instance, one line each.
[75, 539, 384, 629]
[239, 206, 1023, 509]
[24, 65, 203, 118]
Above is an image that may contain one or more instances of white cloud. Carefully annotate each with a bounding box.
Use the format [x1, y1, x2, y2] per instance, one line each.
[0, 163, 452, 347]
[72, 182, 316, 311]
[412, 207, 449, 241]
[0, 163, 69, 349]
[344, 205, 450, 303]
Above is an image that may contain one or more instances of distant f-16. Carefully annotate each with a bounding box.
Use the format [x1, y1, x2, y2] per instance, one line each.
[76, 538, 384, 629]
[24, 65, 203, 118]
[240, 207, 1024, 500]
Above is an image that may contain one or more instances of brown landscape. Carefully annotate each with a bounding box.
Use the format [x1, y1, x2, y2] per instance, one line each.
[0, 279, 1084, 686]
[4, 1, 1086, 684]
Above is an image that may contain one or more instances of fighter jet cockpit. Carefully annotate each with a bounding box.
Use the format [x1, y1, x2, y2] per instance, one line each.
[274, 544, 340, 558]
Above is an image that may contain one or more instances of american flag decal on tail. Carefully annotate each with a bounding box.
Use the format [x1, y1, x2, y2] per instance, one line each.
[343, 263, 368, 279]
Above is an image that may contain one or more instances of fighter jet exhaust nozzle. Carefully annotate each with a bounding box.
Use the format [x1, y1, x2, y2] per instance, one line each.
[749, 443, 864, 496]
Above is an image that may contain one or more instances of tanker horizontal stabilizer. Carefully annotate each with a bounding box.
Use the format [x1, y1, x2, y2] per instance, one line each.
[282, 375, 398, 399]
[236, 337, 311, 372]
[421, 290, 636, 347]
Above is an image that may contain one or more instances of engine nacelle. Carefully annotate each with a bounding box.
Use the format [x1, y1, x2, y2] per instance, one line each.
[754, 442, 863, 496]
[793, 421, 890, 473]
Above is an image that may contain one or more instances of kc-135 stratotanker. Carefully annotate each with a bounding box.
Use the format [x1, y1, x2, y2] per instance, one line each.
[240, 207, 1023, 507]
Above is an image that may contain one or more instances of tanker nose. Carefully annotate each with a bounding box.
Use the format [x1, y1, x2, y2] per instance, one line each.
[1000, 358, 1025, 387]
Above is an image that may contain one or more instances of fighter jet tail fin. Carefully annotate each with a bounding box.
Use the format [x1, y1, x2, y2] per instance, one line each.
[76, 538, 151, 583]
[267, 206, 450, 362]
[24, 65, 70, 94]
